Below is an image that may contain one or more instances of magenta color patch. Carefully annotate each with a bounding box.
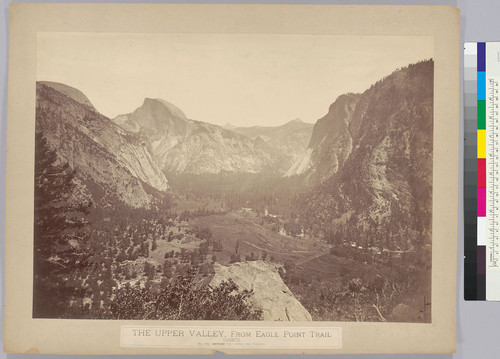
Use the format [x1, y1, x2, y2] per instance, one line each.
[478, 187, 487, 217]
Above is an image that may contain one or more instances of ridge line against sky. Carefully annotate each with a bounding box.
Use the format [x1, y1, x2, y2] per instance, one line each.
[37, 33, 433, 128]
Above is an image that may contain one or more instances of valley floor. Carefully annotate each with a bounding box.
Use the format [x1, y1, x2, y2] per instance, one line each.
[34, 188, 431, 323]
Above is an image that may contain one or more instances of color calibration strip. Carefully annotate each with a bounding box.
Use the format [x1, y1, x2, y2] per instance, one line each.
[485, 43, 500, 301]
[477, 43, 487, 300]
[465, 42, 500, 300]
[464, 42, 482, 300]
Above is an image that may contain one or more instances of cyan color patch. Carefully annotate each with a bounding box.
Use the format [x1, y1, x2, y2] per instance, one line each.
[478, 71, 486, 100]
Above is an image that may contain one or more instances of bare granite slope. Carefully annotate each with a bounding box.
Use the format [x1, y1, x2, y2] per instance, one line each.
[210, 261, 312, 321]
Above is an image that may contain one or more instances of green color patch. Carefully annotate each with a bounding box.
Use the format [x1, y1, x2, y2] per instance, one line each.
[478, 100, 486, 129]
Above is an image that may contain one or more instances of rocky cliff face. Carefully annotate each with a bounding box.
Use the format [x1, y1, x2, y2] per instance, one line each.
[299, 60, 434, 250]
[36, 82, 169, 207]
[232, 119, 314, 170]
[114, 99, 276, 175]
[286, 94, 359, 183]
[210, 261, 312, 321]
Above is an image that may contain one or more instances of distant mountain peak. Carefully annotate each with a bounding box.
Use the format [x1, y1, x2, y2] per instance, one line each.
[223, 123, 237, 130]
[113, 99, 277, 175]
[141, 97, 187, 120]
[38, 81, 95, 110]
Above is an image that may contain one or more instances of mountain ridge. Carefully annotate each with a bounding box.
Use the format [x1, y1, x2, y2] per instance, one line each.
[113, 98, 280, 175]
[36, 82, 169, 208]
[38, 81, 96, 110]
[231, 119, 314, 169]
[299, 59, 434, 251]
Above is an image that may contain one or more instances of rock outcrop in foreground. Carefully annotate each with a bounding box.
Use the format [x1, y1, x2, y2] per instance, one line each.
[210, 261, 312, 321]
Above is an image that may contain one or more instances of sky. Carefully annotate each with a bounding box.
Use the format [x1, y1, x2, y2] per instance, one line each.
[37, 33, 433, 127]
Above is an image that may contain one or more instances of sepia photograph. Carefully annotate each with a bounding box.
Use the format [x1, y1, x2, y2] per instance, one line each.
[34, 33, 433, 323]
[4, 3, 459, 354]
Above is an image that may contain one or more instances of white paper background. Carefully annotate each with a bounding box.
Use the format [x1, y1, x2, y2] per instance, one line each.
[0, 0, 498, 358]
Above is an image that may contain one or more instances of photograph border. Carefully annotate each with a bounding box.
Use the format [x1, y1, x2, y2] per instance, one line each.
[5, 3, 459, 354]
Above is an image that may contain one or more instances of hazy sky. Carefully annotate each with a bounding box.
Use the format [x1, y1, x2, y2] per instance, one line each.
[37, 33, 433, 127]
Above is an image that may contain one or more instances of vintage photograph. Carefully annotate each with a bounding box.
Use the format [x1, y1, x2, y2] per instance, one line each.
[34, 32, 434, 323]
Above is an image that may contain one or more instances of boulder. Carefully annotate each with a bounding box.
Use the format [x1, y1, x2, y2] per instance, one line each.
[210, 260, 312, 321]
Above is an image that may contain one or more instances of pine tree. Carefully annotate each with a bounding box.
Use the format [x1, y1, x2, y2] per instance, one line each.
[33, 132, 92, 317]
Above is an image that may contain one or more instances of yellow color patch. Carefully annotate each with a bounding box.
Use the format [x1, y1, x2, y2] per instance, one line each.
[478, 130, 486, 158]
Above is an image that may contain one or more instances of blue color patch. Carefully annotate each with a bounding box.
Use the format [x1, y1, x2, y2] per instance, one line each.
[478, 71, 486, 100]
